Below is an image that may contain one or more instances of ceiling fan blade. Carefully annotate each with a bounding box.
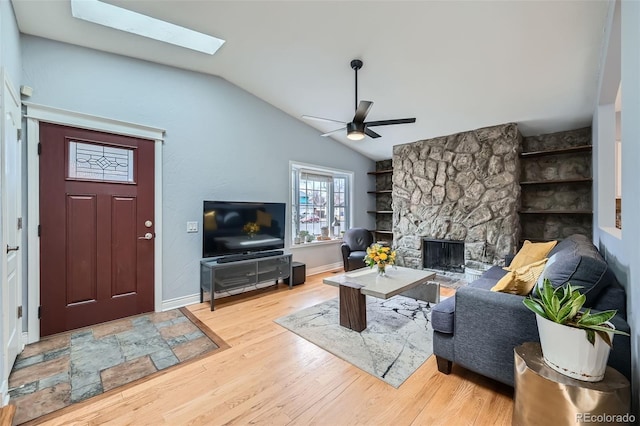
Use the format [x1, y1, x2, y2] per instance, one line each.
[352, 100, 373, 123]
[365, 128, 381, 139]
[302, 115, 346, 124]
[321, 127, 346, 137]
[365, 118, 416, 127]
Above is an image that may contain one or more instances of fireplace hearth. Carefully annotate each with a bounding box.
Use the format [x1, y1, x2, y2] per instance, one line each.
[423, 239, 465, 273]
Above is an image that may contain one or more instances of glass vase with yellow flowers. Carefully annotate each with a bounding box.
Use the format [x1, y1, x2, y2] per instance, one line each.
[364, 243, 397, 276]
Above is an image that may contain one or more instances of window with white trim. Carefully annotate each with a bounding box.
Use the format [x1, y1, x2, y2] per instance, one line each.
[291, 163, 352, 244]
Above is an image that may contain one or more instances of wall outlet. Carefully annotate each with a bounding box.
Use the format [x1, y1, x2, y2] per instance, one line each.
[187, 221, 198, 233]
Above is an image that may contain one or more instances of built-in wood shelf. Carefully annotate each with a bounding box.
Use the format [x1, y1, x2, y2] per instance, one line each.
[520, 178, 592, 185]
[367, 169, 393, 175]
[520, 145, 592, 158]
[518, 210, 593, 215]
[369, 162, 393, 239]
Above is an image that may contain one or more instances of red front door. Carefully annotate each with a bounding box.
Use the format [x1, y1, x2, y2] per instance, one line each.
[39, 123, 155, 337]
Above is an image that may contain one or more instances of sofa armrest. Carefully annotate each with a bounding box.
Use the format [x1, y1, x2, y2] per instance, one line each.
[453, 286, 540, 386]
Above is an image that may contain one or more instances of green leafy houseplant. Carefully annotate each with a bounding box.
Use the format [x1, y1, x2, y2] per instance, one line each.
[523, 279, 629, 347]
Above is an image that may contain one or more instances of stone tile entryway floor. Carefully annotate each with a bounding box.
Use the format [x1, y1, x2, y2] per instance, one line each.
[8, 309, 222, 424]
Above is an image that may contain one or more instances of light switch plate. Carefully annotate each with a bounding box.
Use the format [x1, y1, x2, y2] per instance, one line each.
[187, 221, 198, 233]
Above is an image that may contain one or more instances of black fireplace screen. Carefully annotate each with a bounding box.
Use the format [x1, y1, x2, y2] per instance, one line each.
[423, 239, 465, 272]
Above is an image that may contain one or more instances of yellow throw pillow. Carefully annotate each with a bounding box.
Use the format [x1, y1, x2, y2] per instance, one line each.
[492, 258, 548, 295]
[505, 240, 557, 271]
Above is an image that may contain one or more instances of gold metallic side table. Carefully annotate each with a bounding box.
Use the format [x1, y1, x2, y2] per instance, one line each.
[513, 342, 632, 426]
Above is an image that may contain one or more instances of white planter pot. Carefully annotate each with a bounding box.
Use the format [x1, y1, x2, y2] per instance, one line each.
[536, 315, 614, 382]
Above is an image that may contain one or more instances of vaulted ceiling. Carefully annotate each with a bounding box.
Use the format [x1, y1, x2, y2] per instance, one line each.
[11, 0, 610, 160]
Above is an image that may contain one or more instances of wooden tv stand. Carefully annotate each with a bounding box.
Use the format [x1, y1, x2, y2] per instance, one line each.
[200, 253, 292, 310]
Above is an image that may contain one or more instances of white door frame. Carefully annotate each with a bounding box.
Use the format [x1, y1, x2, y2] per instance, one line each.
[1, 69, 23, 405]
[24, 102, 165, 343]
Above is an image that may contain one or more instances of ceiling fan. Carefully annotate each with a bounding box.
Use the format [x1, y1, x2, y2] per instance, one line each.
[302, 59, 416, 141]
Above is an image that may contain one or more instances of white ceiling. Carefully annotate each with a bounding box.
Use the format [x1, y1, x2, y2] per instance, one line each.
[11, 0, 610, 160]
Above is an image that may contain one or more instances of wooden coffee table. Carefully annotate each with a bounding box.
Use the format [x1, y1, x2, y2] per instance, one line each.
[323, 267, 438, 332]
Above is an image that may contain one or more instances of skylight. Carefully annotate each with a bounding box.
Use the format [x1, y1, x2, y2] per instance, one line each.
[70, 0, 225, 55]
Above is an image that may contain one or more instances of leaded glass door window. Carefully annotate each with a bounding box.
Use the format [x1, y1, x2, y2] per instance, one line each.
[68, 140, 135, 183]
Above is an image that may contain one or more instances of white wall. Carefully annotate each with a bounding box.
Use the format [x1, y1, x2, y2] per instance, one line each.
[21, 36, 375, 302]
[592, 0, 639, 414]
[0, 0, 22, 405]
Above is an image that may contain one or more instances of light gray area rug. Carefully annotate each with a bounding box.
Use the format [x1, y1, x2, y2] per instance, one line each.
[275, 295, 435, 388]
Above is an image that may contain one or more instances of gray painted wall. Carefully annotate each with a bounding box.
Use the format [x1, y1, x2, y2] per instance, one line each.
[592, 0, 639, 414]
[1, 0, 20, 84]
[0, 0, 22, 402]
[21, 36, 375, 302]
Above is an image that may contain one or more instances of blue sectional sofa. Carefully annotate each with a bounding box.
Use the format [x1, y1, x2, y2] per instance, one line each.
[431, 234, 631, 386]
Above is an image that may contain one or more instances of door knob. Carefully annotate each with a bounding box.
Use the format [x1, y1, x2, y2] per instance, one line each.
[6, 245, 19, 253]
[138, 233, 153, 240]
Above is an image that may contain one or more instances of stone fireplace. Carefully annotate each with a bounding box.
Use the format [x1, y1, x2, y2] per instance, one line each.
[392, 123, 521, 269]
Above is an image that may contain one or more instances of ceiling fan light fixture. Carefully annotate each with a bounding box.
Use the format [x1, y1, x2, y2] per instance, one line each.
[302, 59, 416, 141]
[346, 122, 365, 141]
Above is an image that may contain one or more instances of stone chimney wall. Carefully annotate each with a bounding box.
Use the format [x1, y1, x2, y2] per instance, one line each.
[392, 123, 521, 268]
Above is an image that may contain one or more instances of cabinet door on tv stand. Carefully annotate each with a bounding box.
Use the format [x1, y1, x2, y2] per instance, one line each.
[257, 256, 290, 281]
[215, 263, 257, 290]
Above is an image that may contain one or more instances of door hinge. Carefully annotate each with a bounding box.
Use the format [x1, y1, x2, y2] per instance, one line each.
[17, 217, 22, 230]
[17, 306, 23, 319]
[17, 129, 21, 141]
[38, 306, 41, 319]
[38, 143, 42, 155]
[38, 224, 41, 237]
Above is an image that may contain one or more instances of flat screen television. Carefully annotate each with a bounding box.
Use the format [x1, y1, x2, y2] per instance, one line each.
[203, 201, 286, 258]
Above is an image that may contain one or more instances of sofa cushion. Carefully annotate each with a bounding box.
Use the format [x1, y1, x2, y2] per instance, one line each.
[534, 234, 609, 305]
[506, 240, 557, 271]
[470, 276, 505, 290]
[547, 235, 579, 257]
[480, 265, 510, 282]
[431, 274, 507, 335]
[592, 268, 627, 318]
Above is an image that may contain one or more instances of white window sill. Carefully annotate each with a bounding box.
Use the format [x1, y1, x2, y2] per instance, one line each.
[290, 239, 343, 250]
[599, 226, 622, 241]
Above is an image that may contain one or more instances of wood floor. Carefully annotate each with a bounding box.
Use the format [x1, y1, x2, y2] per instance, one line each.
[36, 270, 514, 425]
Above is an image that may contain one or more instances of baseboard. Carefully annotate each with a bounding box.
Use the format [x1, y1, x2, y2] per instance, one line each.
[21, 332, 30, 348]
[161, 293, 201, 311]
[306, 262, 343, 276]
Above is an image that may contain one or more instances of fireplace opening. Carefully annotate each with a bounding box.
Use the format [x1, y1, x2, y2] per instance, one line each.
[423, 239, 465, 272]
